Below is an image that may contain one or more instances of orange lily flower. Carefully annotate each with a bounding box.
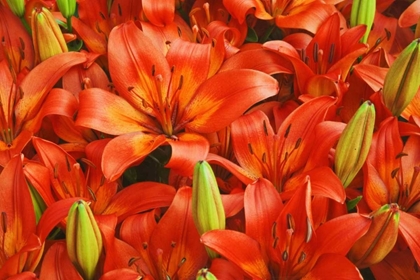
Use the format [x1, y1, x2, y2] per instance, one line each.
[76, 21, 278, 181]
[264, 13, 367, 98]
[201, 178, 371, 279]
[0, 52, 87, 167]
[223, 0, 340, 34]
[0, 155, 39, 277]
[30, 137, 176, 222]
[116, 187, 209, 279]
[364, 116, 420, 266]
[0, 4, 34, 79]
[210, 96, 345, 200]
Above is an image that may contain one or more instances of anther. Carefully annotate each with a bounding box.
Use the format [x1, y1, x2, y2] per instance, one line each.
[313, 42, 319, 63]
[328, 43, 335, 64]
[263, 120, 268, 136]
[284, 124, 291, 138]
[248, 143, 254, 154]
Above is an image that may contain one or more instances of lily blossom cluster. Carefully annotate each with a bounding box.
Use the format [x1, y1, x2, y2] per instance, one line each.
[0, 0, 420, 279]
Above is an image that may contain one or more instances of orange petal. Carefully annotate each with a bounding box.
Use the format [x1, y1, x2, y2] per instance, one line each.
[0, 155, 36, 258]
[108, 21, 171, 111]
[77, 88, 151, 135]
[303, 253, 362, 279]
[165, 132, 209, 176]
[142, 0, 175, 27]
[201, 229, 271, 279]
[167, 37, 225, 118]
[149, 187, 208, 278]
[15, 52, 87, 130]
[275, 2, 338, 34]
[22, 88, 78, 133]
[184, 69, 278, 134]
[39, 241, 83, 279]
[245, 179, 283, 259]
[101, 181, 175, 222]
[223, 0, 272, 24]
[399, 211, 420, 266]
[101, 132, 167, 182]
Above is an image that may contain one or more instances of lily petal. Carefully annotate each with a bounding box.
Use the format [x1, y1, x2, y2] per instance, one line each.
[15, 52, 87, 130]
[201, 229, 271, 279]
[165, 132, 209, 176]
[245, 178, 283, 260]
[39, 241, 82, 280]
[101, 181, 176, 223]
[184, 69, 278, 134]
[101, 132, 167, 182]
[303, 253, 362, 280]
[149, 187, 208, 279]
[77, 88, 151, 136]
[142, 0, 175, 27]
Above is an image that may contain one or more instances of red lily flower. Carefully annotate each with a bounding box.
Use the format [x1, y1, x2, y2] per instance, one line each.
[76, 21, 278, 181]
[364, 116, 420, 266]
[264, 13, 367, 98]
[201, 178, 371, 279]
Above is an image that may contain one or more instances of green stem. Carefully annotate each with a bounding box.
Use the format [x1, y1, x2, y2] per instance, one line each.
[20, 16, 31, 35]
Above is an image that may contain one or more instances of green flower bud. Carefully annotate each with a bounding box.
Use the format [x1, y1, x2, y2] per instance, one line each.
[6, 0, 25, 18]
[31, 7, 68, 63]
[192, 161, 225, 259]
[56, 0, 77, 19]
[66, 200, 103, 280]
[335, 100, 375, 188]
[383, 38, 420, 116]
[196, 268, 218, 280]
[348, 203, 400, 268]
[350, 0, 376, 43]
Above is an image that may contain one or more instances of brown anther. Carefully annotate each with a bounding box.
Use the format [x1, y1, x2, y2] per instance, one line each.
[299, 252, 306, 263]
[284, 124, 291, 138]
[263, 120, 268, 136]
[282, 250, 289, 261]
[313, 42, 319, 63]
[328, 43, 335, 64]
[1, 212, 7, 233]
[248, 143, 254, 154]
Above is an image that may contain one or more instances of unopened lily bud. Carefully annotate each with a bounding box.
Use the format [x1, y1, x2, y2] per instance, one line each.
[335, 100, 375, 188]
[192, 161, 225, 259]
[350, 0, 376, 43]
[196, 268, 218, 280]
[6, 0, 25, 17]
[66, 200, 102, 280]
[383, 38, 420, 116]
[31, 7, 68, 63]
[348, 203, 400, 268]
[56, 0, 76, 19]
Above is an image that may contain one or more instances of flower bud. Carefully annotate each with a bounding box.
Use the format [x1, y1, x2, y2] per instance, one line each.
[350, 0, 376, 43]
[66, 200, 103, 280]
[335, 100, 375, 188]
[383, 38, 420, 116]
[192, 161, 225, 259]
[348, 203, 400, 268]
[196, 268, 218, 280]
[6, 0, 25, 18]
[56, 0, 76, 19]
[31, 7, 68, 63]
